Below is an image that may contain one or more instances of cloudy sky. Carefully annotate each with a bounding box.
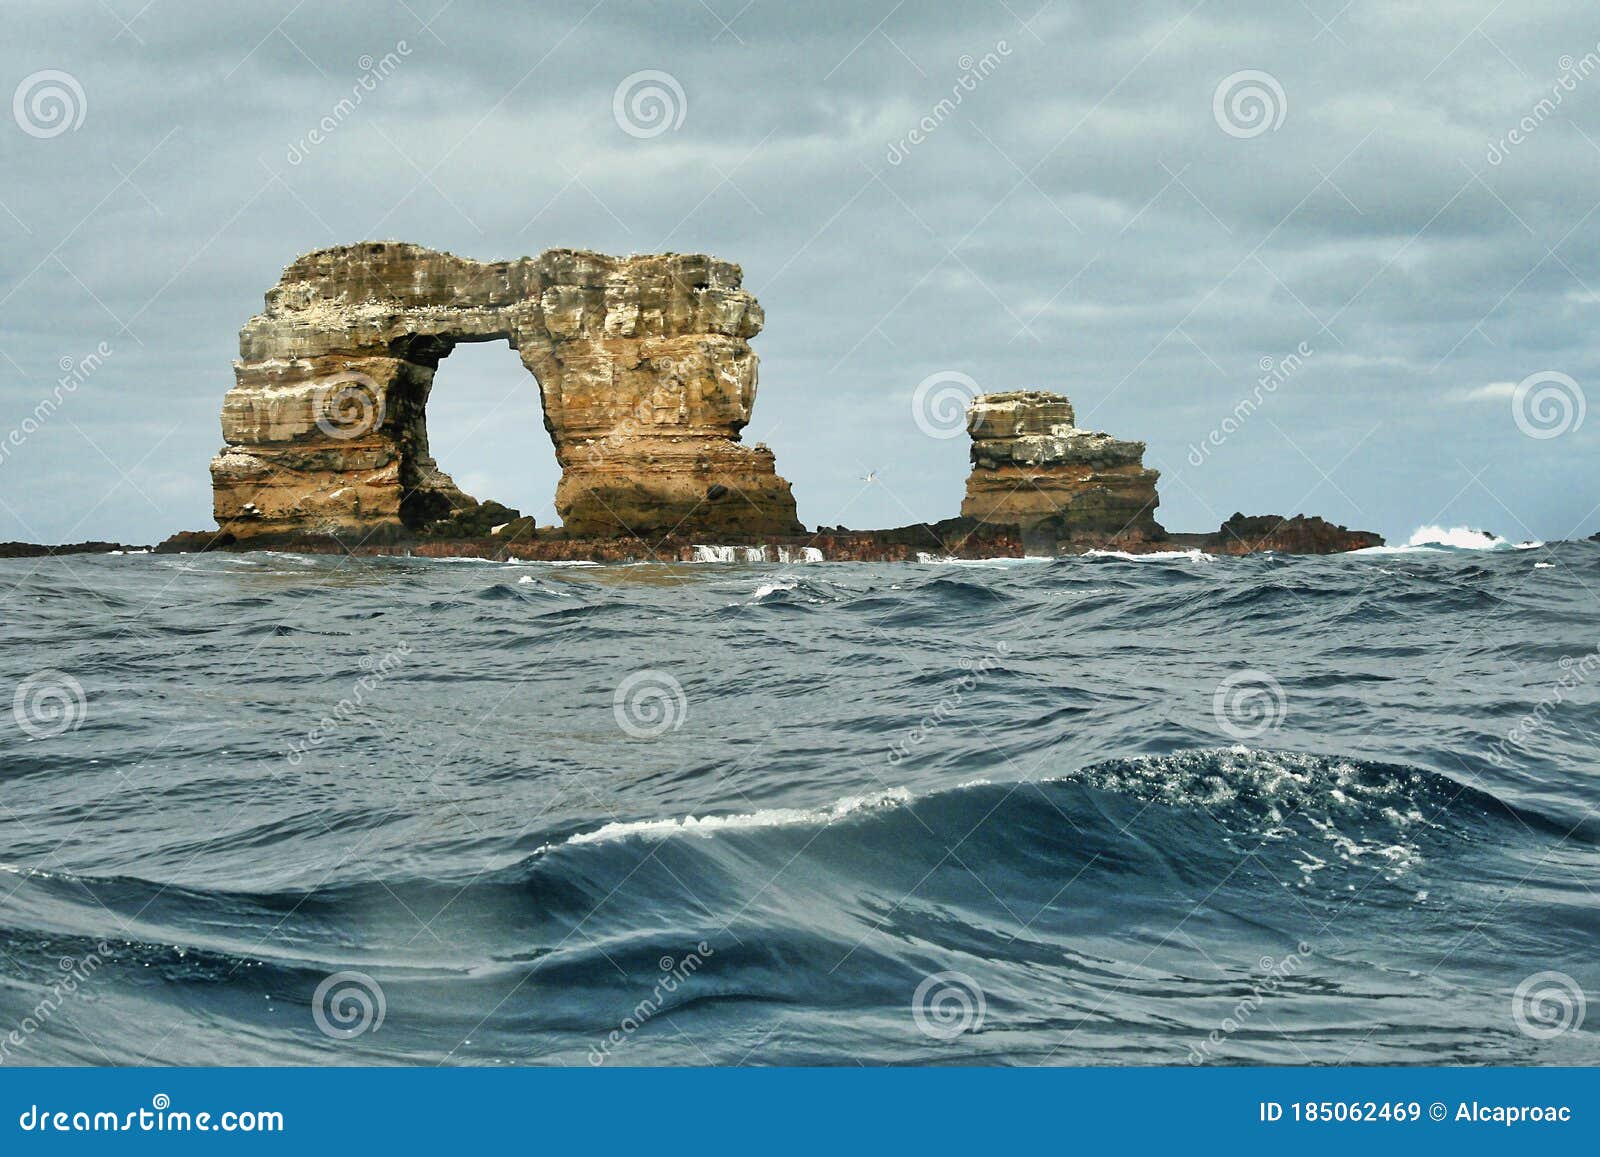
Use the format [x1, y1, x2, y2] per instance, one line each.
[1, 0, 1597, 545]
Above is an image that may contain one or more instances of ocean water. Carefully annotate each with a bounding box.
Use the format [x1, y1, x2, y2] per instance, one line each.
[1, 536, 1597, 1067]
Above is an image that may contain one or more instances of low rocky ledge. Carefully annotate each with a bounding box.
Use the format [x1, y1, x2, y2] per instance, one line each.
[149, 512, 1384, 561]
[1202, 513, 1383, 554]
[0, 540, 150, 558]
[154, 517, 1022, 562]
[1168, 513, 1383, 555]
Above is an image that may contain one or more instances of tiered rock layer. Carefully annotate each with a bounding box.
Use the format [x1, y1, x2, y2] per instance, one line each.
[211, 243, 802, 541]
[960, 391, 1163, 546]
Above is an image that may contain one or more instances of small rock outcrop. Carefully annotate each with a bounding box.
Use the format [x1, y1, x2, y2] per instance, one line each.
[211, 243, 802, 542]
[960, 391, 1163, 548]
[1201, 513, 1382, 554]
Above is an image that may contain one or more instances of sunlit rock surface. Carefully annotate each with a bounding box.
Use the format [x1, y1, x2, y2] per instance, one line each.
[960, 390, 1163, 548]
[210, 242, 802, 541]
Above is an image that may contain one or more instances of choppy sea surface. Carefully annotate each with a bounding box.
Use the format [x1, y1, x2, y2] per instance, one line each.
[2, 532, 1597, 1066]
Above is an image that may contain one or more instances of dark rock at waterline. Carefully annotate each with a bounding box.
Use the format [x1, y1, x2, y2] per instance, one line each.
[0, 540, 150, 558]
[152, 530, 235, 554]
[1199, 513, 1384, 554]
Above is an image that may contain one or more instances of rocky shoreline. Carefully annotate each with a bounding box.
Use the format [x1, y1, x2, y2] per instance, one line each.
[141, 511, 1378, 562]
[17, 243, 1400, 562]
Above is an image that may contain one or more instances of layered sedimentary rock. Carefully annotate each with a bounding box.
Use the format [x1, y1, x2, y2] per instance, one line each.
[960, 391, 1163, 547]
[211, 243, 801, 541]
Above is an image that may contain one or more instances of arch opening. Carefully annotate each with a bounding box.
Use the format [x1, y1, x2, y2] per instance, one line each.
[400, 338, 560, 533]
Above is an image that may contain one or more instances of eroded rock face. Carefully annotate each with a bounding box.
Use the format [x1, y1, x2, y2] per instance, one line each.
[211, 242, 802, 540]
[960, 390, 1163, 547]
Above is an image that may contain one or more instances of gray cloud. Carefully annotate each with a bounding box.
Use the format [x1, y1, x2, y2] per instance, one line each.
[1, 0, 1596, 544]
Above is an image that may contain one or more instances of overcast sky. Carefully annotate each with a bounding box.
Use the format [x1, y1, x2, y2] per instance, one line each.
[1, 0, 1597, 545]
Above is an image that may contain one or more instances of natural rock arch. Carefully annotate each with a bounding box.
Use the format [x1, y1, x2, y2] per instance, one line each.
[211, 242, 802, 541]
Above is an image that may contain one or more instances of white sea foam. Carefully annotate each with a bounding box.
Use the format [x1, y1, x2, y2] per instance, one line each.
[750, 579, 799, 600]
[1082, 548, 1215, 563]
[917, 555, 1055, 568]
[691, 545, 771, 563]
[542, 750, 1438, 884]
[552, 787, 914, 849]
[1398, 524, 1543, 551]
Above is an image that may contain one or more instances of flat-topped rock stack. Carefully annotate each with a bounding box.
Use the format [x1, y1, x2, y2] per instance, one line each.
[960, 391, 1163, 549]
[211, 242, 802, 543]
